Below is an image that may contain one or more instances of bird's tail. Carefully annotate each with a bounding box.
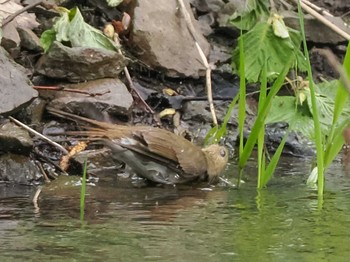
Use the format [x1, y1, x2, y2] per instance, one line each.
[46, 106, 116, 130]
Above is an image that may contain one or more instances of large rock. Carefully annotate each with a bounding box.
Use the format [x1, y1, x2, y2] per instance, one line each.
[0, 48, 38, 115]
[36, 41, 127, 82]
[47, 78, 134, 118]
[0, 154, 42, 185]
[131, 0, 210, 78]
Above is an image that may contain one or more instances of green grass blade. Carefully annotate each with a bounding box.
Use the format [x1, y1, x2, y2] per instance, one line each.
[80, 158, 88, 222]
[239, 57, 292, 168]
[257, 60, 268, 188]
[297, 0, 324, 197]
[238, 34, 246, 157]
[261, 133, 288, 187]
[324, 120, 348, 169]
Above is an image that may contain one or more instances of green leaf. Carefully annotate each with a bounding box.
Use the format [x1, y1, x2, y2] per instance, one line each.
[53, 11, 70, 42]
[266, 79, 350, 142]
[40, 29, 57, 53]
[229, 0, 269, 31]
[40, 7, 119, 52]
[232, 21, 305, 83]
[68, 7, 118, 51]
[266, 96, 316, 140]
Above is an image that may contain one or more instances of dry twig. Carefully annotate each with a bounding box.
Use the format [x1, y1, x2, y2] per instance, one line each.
[2, 0, 43, 27]
[9, 116, 68, 155]
[176, 0, 218, 125]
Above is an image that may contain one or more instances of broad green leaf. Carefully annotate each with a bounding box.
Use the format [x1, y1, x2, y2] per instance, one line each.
[267, 80, 350, 142]
[68, 7, 118, 51]
[232, 21, 305, 83]
[266, 96, 316, 140]
[53, 11, 70, 42]
[229, 0, 269, 31]
[40, 7, 118, 52]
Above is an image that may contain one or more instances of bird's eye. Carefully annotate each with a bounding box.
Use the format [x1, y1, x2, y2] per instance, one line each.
[220, 148, 226, 157]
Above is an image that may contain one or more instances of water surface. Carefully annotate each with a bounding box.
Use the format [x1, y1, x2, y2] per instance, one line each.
[1, 155, 350, 262]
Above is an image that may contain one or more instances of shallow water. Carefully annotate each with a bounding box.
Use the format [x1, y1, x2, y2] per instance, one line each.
[1, 155, 350, 262]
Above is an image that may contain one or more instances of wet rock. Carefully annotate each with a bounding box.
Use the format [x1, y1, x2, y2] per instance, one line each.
[14, 97, 47, 125]
[17, 27, 43, 52]
[264, 123, 315, 157]
[70, 148, 122, 174]
[0, 154, 42, 185]
[36, 41, 127, 82]
[0, 47, 38, 115]
[48, 78, 133, 118]
[0, 121, 33, 154]
[131, 0, 210, 78]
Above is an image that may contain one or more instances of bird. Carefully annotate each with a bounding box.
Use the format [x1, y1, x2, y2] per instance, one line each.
[47, 107, 228, 185]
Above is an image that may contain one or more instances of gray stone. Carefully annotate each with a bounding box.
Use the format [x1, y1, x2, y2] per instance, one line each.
[71, 148, 122, 173]
[36, 41, 127, 82]
[284, 13, 348, 44]
[131, 0, 210, 78]
[49, 78, 133, 117]
[17, 27, 43, 52]
[0, 121, 33, 154]
[0, 47, 38, 115]
[0, 154, 42, 185]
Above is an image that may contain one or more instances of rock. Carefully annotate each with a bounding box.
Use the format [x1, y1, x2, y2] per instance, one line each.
[0, 0, 40, 53]
[0, 154, 42, 185]
[36, 41, 127, 82]
[17, 27, 43, 52]
[131, 0, 210, 78]
[14, 97, 47, 125]
[70, 148, 122, 175]
[48, 78, 133, 118]
[0, 47, 38, 115]
[0, 121, 33, 154]
[284, 13, 348, 44]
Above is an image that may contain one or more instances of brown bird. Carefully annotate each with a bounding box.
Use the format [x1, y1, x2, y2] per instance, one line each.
[47, 107, 228, 185]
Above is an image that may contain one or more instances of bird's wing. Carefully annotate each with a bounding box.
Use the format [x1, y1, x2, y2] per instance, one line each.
[137, 128, 208, 176]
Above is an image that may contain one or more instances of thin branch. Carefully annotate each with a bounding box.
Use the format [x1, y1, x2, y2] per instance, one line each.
[2, 0, 43, 27]
[33, 85, 111, 97]
[112, 35, 155, 114]
[9, 117, 68, 155]
[177, 0, 218, 125]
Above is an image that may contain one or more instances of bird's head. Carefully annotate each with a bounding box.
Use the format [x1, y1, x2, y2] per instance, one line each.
[201, 144, 229, 183]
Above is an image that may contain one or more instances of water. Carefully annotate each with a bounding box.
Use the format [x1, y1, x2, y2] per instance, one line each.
[1, 155, 350, 262]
